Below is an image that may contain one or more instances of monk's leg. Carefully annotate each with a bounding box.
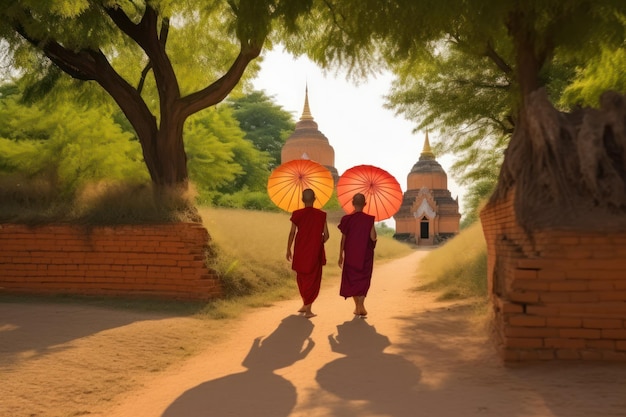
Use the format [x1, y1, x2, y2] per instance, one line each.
[356, 296, 367, 316]
[352, 296, 359, 315]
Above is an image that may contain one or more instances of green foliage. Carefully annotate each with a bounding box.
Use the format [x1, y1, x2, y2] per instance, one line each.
[208, 188, 278, 211]
[0, 84, 293, 215]
[228, 90, 295, 168]
[0, 89, 148, 196]
[375, 221, 395, 237]
[185, 105, 272, 199]
[561, 46, 626, 107]
[285, 0, 626, 204]
[417, 221, 487, 301]
[460, 179, 496, 229]
[0, 0, 314, 188]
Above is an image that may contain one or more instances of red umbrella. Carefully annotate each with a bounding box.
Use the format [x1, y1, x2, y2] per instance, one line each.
[337, 165, 403, 222]
[267, 159, 334, 212]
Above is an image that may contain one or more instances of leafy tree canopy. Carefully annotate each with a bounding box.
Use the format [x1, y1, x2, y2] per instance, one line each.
[0, 0, 312, 188]
[228, 90, 295, 169]
[283, 0, 626, 224]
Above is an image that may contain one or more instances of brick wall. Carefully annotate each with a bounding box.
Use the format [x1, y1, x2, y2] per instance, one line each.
[481, 191, 626, 361]
[0, 223, 221, 301]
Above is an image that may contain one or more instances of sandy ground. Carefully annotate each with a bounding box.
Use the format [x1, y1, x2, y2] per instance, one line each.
[2, 249, 626, 417]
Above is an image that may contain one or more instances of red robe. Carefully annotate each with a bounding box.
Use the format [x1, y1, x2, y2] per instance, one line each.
[290, 207, 327, 305]
[338, 211, 376, 298]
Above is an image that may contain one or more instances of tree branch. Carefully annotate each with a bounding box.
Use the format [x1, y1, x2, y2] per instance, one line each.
[180, 42, 261, 117]
[484, 40, 512, 75]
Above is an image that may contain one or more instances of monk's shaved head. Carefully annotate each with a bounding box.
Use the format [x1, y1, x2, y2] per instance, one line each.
[302, 188, 316, 204]
[352, 193, 366, 208]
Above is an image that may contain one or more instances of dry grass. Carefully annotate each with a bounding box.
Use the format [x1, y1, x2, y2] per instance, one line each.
[197, 207, 414, 318]
[0, 176, 198, 224]
[416, 221, 487, 302]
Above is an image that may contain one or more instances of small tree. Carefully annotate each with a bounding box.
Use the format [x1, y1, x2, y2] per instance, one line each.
[0, 0, 311, 191]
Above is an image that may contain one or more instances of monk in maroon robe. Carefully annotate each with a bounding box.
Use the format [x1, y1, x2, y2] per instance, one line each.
[338, 193, 377, 317]
[287, 189, 329, 318]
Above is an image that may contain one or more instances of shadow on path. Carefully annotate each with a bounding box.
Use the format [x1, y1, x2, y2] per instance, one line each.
[316, 317, 422, 416]
[162, 315, 314, 417]
[0, 302, 162, 365]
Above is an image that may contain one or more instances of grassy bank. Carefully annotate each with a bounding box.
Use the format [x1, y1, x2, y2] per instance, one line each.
[197, 206, 414, 318]
[416, 221, 487, 302]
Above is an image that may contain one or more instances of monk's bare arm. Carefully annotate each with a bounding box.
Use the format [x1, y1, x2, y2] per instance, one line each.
[323, 222, 330, 243]
[370, 225, 377, 242]
[286, 223, 297, 261]
[338, 234, 346, 268]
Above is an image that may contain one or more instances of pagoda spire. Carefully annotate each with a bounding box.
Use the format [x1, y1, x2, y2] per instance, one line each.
[421, 131, 435, 158]
[300, 84, 314, 121]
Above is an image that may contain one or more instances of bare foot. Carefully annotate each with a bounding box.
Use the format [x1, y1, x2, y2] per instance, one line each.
[298, 307, 306, 313]
[304, 312, 317, 318]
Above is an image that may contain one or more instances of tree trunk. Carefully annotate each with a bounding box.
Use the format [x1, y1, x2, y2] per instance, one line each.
[491, 89, 626, 231]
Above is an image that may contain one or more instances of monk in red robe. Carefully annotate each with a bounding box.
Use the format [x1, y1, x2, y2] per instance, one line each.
[286, 189, 329, 318]
[338, 193, 377, 317]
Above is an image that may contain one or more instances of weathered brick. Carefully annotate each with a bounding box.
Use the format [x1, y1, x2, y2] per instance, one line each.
[583, 318, 623, 329]
[546, 317, 582, 328]
[507, 338, 544, 348]
[549, 281, 588, 291]
[508, 315, 546, 327]
[586, 340, 616, 350]
[559, 328, 601, 339]
[0, 223, 221, 301]
[555, 349, 581, 360]
[508, 291, 540, 303]
[505, 327, 558, 338]
[544, 338, 586, 349]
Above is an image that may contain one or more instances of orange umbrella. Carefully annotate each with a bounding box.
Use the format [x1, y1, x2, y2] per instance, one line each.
[267, 159, 334, 212]
[337, 165, 403, 222]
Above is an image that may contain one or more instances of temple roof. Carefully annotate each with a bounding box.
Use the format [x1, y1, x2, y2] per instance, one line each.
[409, 132, 446, 174]
[284, 86, 330, 141]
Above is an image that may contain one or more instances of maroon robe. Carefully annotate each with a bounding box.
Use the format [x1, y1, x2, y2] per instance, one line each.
[338, 211, 376, 298]
[290, 207, 327, 305]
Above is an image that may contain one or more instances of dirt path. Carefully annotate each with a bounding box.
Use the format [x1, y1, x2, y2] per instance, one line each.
[3, 250, 626, 417]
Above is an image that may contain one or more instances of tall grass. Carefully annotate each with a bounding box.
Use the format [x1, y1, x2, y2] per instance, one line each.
[197, 206, 414, 317]
[416, 221, 487, 302]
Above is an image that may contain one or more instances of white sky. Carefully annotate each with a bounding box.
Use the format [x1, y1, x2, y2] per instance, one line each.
[252, 48, 466, 223]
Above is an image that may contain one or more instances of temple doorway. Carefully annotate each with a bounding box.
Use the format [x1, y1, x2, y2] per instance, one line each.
[420, 217, 429, 239]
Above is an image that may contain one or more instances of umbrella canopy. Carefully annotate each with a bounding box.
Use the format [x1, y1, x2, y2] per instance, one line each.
[337, 165, 403, 222]
[267, 159, 334, 212]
